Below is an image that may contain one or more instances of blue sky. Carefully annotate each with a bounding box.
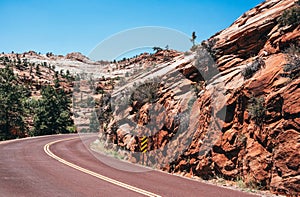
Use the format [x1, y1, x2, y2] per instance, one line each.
[0, 0, 264, 59]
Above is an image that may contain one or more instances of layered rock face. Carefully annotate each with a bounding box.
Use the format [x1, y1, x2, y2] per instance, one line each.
[192, 0, 299, 194]
[98, 0, 299, 195]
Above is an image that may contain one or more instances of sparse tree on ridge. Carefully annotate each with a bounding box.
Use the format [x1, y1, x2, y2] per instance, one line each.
[152, 46, 163, 53]
[191, 31, 197, 46]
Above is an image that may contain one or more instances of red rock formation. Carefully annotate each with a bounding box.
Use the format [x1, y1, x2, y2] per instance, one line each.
[176, 0, 299, 195]
[98, 0, 299, 195]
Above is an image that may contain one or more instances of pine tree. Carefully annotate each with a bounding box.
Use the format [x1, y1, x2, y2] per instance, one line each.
[33, 85, 73, 136]
[190, 31, 197, 46]
[0, 66, 27, 140]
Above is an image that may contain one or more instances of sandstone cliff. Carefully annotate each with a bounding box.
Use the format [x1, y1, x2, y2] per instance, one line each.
[97, 0, 300, 195]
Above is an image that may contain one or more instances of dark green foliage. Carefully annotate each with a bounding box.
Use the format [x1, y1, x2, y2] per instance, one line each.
[0, 66, 27, 140]
[200, 38, 219, 60]
[75, 74, 81, 81]
[277, 5, 300, 27]
[284, 43, 300, 55]
[55, 71, 59, 78]
[29, 65, 33, 76]
[190, 31, 197, 46]
[247, 96, 266, 125]
[96, 93, 112, 132]
[89, 112, 99, 133]
[87, 96, 94, 107]
[283, 55, 300, 78]
[153, 46, 163, 53]
[46, 52, 53, 57]
[36, 64, 41, 76]
[54, 78, 60, 88]
[74, 82, 80, 92]
[283, 60, 299, 72]
[192, 81, 205, 97]
[64, 70, 74, 80]
[0, 56, 76, 140]
[130, 78, 161, 108]
[80, 128, 88, 133]
[282, 44, 300, 78]
[67, 125, 76, 133]
[242, 58, 265, 79]
[32, 85, 73, 136]
[97, 88, 104, 95]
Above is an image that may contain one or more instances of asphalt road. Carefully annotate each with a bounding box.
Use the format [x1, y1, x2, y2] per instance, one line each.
[0, 134, 259, 197]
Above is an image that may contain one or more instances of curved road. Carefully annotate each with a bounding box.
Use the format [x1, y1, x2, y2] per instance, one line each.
[0, 134, 258, 197]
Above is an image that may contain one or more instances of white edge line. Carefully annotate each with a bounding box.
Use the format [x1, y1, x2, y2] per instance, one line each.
[43, 137, 161, 197]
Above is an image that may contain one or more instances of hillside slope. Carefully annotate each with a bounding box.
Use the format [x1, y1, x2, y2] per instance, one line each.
[0, 52, 75, 138]
[95, 0, 299, 195]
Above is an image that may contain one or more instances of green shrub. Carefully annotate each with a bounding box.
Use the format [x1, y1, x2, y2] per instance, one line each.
[242, 58, 265, 79]
[283, 62, 299, 73]
[184, 51, 192, 56]
[247, 96, 266, 125]
[277, 6, 300, 27]
[67, 125, 77, 133]
[89, 112, 99, 133]
[201, 38, 219, 60]
[284, 43, 300, 55]
[236, 176, 246, 189]
[130, 78, 161, 108]
[36, 64, 41, 76]
[236, 133, 247, 146]
[80, 128, 88, 133]
[283, 55, 300, 78]
[192, 81, 204, 97]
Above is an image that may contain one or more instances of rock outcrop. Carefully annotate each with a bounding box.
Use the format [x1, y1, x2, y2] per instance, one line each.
[98, 0, 300, 195]
[176, 0, 299, 195]
[65, 52, 94, 64]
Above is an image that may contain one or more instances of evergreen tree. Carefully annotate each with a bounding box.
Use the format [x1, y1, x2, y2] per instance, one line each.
[54, 77, 60, 88]
[36, 64, 41, 75]
[33, 85, 73, 136]
[89, 112, 99, 133]
[190, 31, 197, 46]
[0, 66, 27, 140]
